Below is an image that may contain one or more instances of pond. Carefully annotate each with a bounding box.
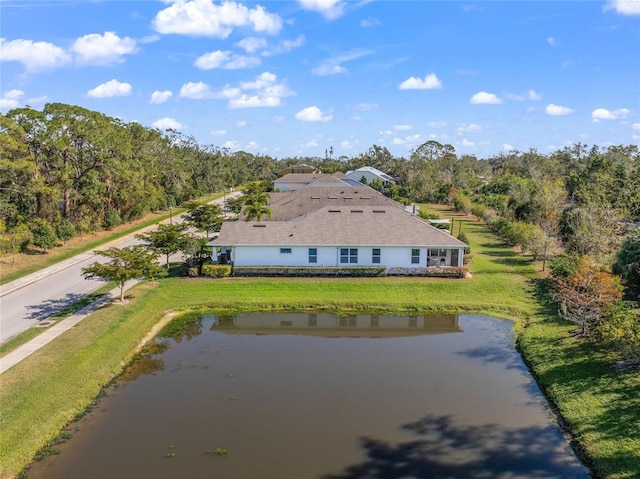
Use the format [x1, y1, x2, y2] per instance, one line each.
[26, 313, 590, 478]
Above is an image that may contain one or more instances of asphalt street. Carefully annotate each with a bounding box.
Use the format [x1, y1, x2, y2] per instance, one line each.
[0, 193, 238, 344]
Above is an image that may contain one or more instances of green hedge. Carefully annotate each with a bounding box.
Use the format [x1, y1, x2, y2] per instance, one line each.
[232, 266, 387, 277]
[201, 264, 232, 277]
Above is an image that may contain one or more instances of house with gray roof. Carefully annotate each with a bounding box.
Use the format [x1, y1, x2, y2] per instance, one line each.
[251, 184, 404, 221]
[273, 173, 348, 192]
[211, 206, 467, 272]
[346, 166, 395, 186]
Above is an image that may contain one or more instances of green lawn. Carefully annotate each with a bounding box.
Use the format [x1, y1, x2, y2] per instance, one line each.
[1, 210, 638, 479]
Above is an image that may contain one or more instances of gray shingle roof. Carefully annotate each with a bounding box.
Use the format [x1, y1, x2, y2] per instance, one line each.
[214, 206, 467, 248]
[265, 184, 404, 221]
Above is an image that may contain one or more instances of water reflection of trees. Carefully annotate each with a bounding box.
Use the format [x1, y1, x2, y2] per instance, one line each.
[172, 320, 203, 343]
[324, 414, 588, 479]
[120, 342, 169, 382]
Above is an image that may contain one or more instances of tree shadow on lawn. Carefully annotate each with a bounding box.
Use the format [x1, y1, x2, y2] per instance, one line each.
[323, 414, 590, 479]
[476, 242, 532, 270]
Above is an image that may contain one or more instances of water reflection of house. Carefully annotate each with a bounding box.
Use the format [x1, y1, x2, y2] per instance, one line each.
[215, 312, 462, 337]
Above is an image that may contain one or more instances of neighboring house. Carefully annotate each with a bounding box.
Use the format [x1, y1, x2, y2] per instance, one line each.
[273, 173, 348, 192]
[346, 166, 395, 187]
[260, 184, 406, 221]
[277, 163, 317, 176]
[211, 206, 467, 270]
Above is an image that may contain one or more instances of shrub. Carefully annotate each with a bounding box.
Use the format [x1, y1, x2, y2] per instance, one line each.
[548, 254, 582, 279]
[30, 219, 58, 253]
[56, 219, 75, 246]
[103, 208, 122, 230]
[457, 231, 471, 254]
[201, 264, 232, 278]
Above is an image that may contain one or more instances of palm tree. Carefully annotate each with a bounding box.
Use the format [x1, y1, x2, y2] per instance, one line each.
[244, 203, 273, 222]
[243, 191, 270, 207]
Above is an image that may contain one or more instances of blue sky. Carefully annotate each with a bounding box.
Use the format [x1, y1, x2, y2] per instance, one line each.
[1, 0, 639, 159]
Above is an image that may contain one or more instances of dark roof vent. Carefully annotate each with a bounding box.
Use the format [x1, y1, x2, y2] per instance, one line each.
[328, 209, 341, 213]
[253, 224, 267, 227]
[351, 209, 363, 213]
[373, 209, 386, 213]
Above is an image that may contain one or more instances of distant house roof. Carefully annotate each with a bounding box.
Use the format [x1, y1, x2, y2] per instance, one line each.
[277, 164, 317, 175]
[213, 206, 467, 248]
[346, 166, 395, 183]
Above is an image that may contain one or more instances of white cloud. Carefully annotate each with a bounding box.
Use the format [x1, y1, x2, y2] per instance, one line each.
[591, 107, 630, 122]
[179, 72, 292, 108]
[211, 129, 227, 135]
[360, 17, 381, 27]
[312, 49, 373, 76]
[180, 81, 215, 99]
[236, 36, 268, 53]
[0, 38, 71, 72]
[312, 64, 346, 76]
[87, 79, 132, 98]
[223, 140, 241, 149]
[528, 89, 543, 101]
[457, 123, 481, 135]
[195, 50, 260, 69]
[245, 140, 259, 151]
[273, 115, 285, 123]
[632, 123, 640, 130]
[230, 72, 294, 108]
[547, 37, 557, 46]
[427, 121, 447, 128]
[153, 0, 283, 38]
[353, 102, 379, 111]
[152, 117, 184, 130]
[263, 35, 305, 56]
[393, 124, 412, 131]
[545, 103, 574, 116]
[72, 31, 137, 65]
[236, 120, 247, 127]
[179, 81, 240, 100]
[604, 0, 640, 15]
[298, 0, 345, 19]
[295, 106, 332, 122]
[399, 73, 442, 90]
[341, 139, 358, 149]
[391, 133, 422, 146]
[0, 89, 24, 109]
[150, 90, 173, 104]
[470, 91, 502, 104]
[503, 144, 515, 151]
[461, 139, 476, 148]
[505, 89, 543, 102]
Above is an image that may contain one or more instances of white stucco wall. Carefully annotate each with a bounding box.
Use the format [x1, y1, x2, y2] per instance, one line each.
[231, 245, 464, 268]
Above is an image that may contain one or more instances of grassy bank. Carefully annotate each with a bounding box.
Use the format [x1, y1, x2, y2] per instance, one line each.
[1, 210, 638, 479]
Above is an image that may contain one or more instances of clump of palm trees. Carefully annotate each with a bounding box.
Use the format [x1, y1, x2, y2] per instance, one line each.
[241, 183, 273, 222]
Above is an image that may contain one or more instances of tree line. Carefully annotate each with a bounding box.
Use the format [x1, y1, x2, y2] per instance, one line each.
[2, 103, 639, 362]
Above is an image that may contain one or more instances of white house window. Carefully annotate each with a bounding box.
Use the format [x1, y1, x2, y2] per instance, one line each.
[429, 248, 447, 257]
[280, 248, 292, 254]
[411, 248, 420, 264]
[340, 248, 358, 264]
[309, 248, 318, 263]
[372, 248, 381, 264]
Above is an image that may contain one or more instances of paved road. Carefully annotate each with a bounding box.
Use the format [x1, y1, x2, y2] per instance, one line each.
[0, 194, 238, 344]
